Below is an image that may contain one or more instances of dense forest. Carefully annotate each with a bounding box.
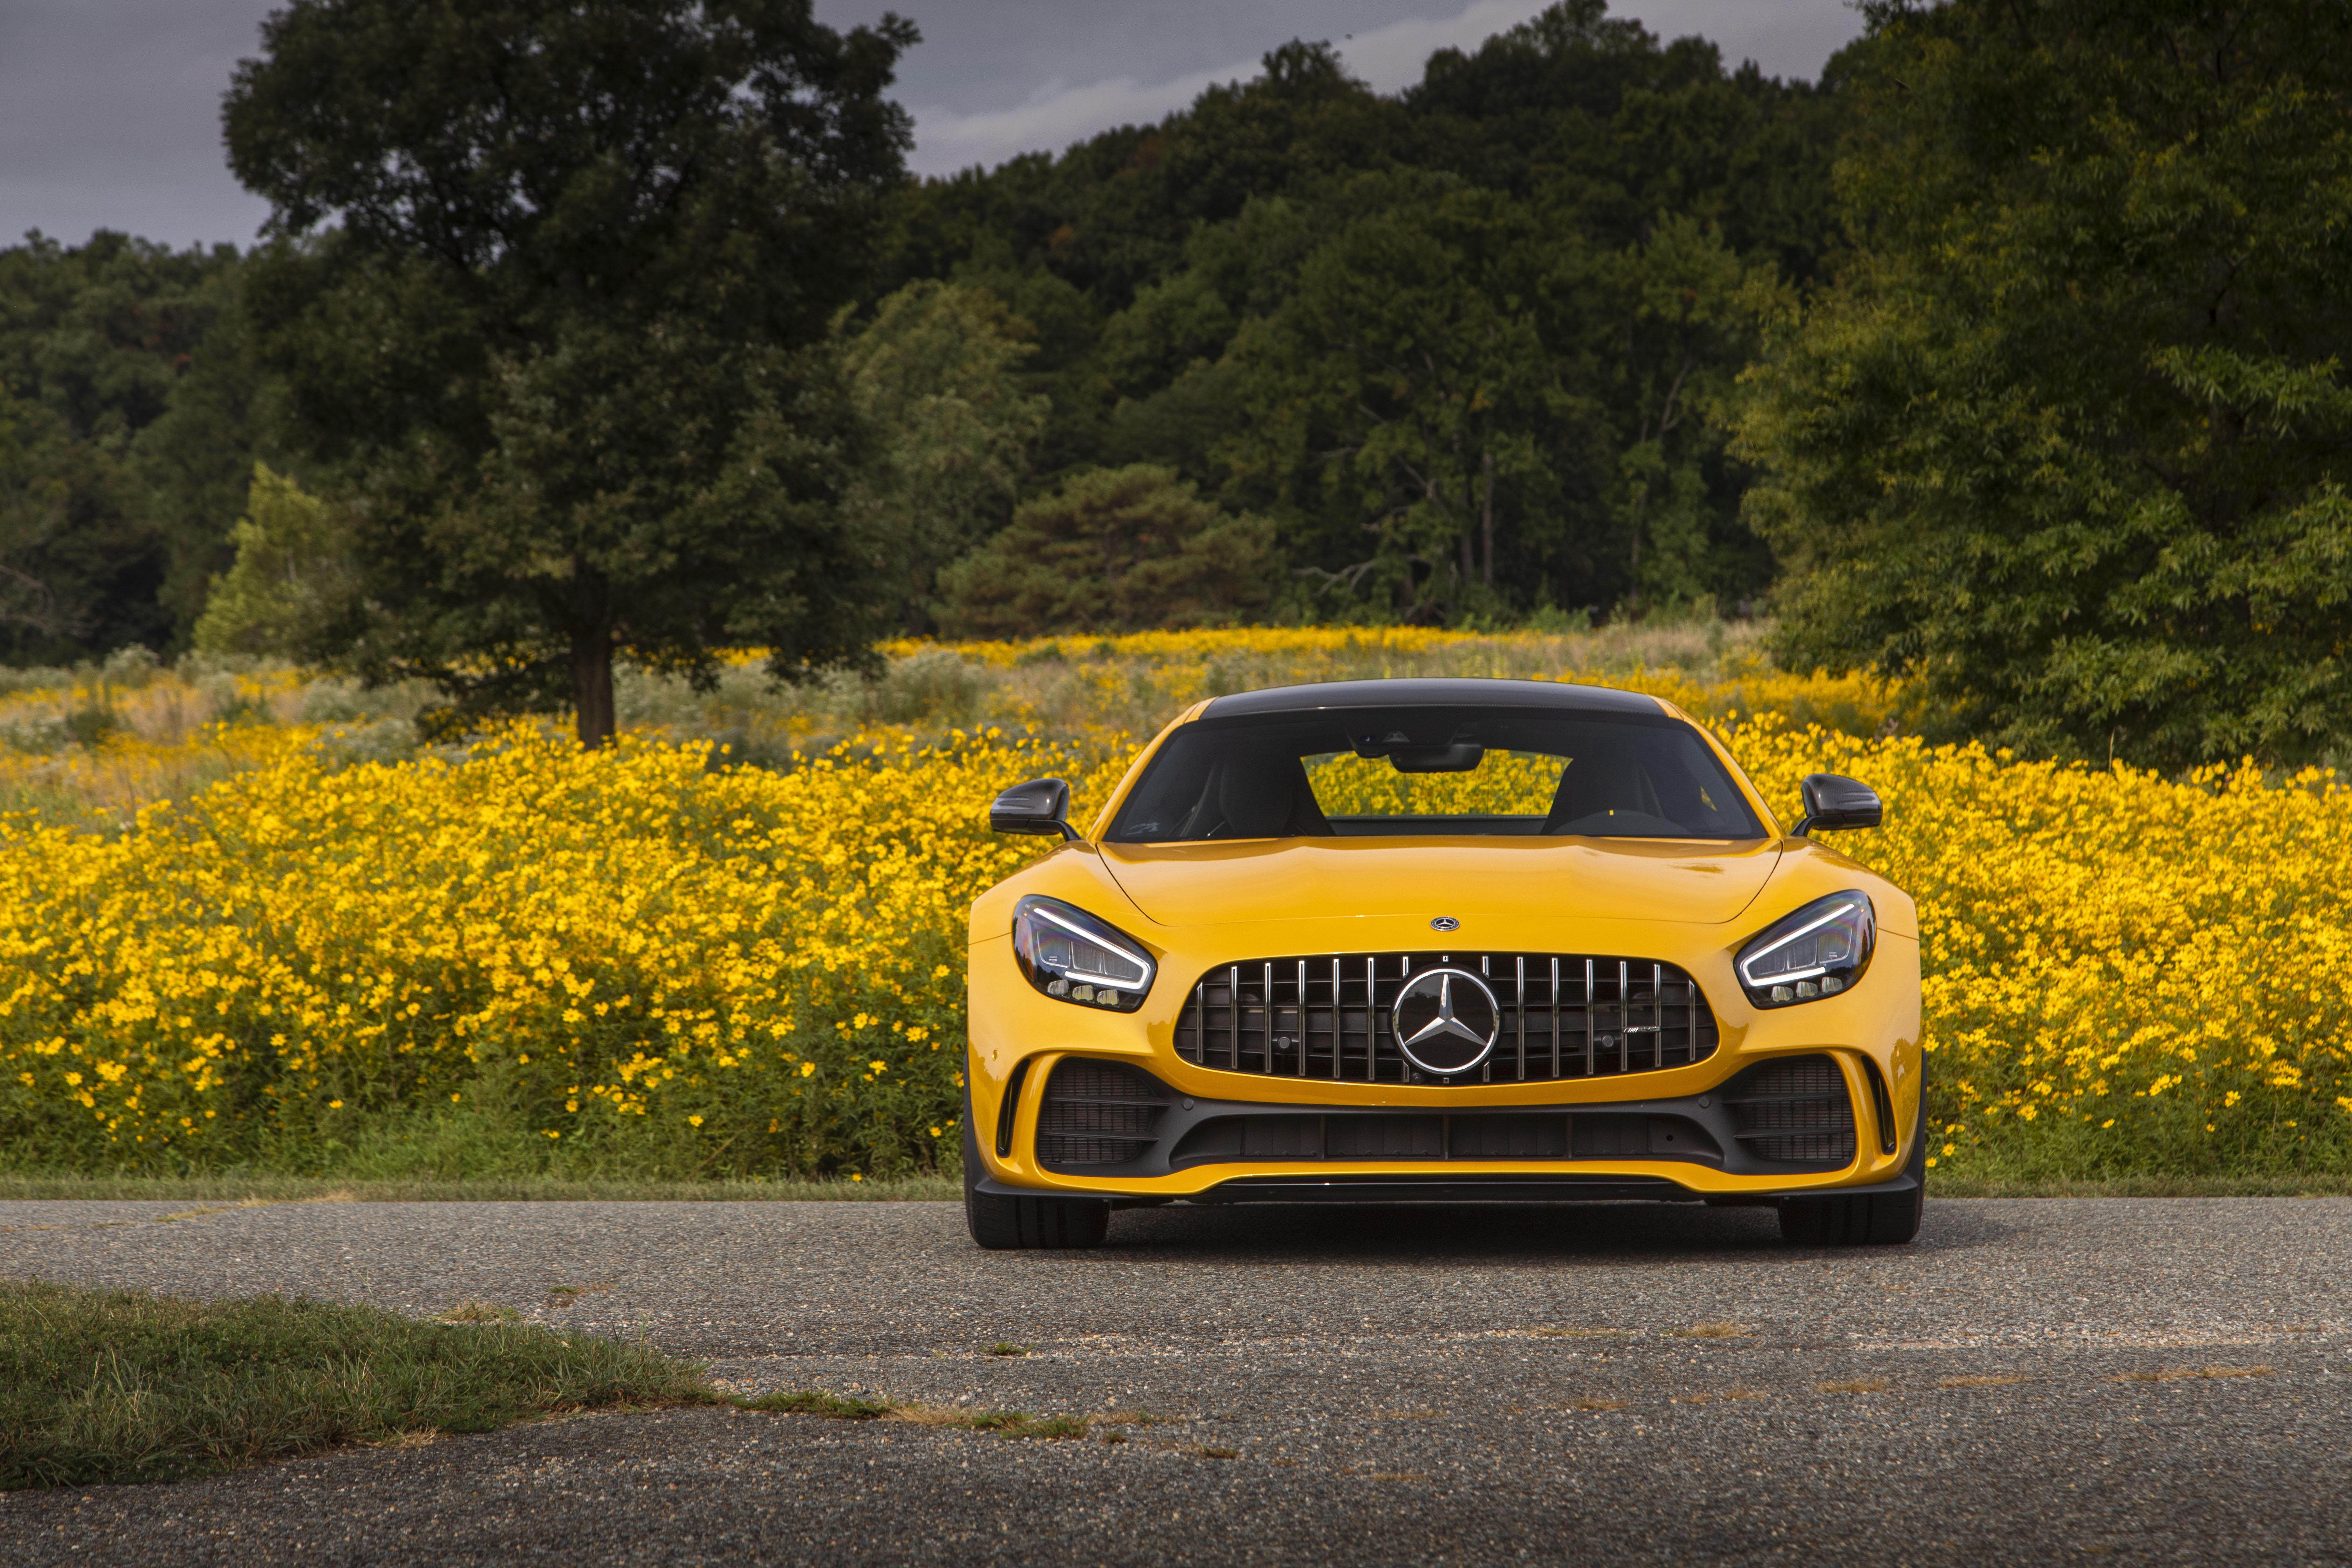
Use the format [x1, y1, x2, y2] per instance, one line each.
[0, 1, 1834, 664]
[2, 0, 2345, 765]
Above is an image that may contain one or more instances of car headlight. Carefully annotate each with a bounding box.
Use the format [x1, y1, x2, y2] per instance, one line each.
[1736, 891, 1875, 1007]
[1011, 896, 1156, 1012]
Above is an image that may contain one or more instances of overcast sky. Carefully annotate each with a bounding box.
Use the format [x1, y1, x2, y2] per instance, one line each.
[0, 0, 1866, 251]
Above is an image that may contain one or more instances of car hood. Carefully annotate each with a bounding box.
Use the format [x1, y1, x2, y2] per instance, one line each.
[1098, 836, 1782, 932]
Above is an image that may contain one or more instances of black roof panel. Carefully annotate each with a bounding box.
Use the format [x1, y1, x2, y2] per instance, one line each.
[1199, 678, 1666, 720]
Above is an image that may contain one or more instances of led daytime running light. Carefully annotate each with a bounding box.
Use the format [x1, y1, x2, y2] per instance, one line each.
[1012, 896, 1156, 1013]
[1735, 891, 1875, 1009]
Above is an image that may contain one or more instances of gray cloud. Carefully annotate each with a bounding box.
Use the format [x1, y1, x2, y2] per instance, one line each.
[0, 0, 1865, 249]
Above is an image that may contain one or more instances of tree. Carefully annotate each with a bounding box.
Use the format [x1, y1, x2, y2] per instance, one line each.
[1222, 181, 1570, 618]
[1740, 0, 2352, 767]
[224, 0, 918, 744]
[191, 464, 356, 658]
[1595, 215, 1785, 610]
[837, 281, 1049, 630]
[0, 232, 260, 663]
[870, 2, 1840, 624]
[935, 465, 1278, 637]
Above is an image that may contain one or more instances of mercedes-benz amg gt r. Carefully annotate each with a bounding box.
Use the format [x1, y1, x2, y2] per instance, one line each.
[962, 678, 1925, 1248]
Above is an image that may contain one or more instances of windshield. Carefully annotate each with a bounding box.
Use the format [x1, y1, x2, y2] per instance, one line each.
[1107, 706, 1764, 842]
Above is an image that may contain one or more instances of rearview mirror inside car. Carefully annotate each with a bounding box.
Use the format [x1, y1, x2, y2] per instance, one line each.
[1795, 773, 1883, 834]
[989, 777, 1079, 839]
[1388, 742, 1484, 773]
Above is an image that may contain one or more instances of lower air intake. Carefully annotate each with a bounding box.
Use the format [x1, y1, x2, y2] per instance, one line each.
[1035, 1057, 1172, 1171]
[1723, 1053, 1856, 1168]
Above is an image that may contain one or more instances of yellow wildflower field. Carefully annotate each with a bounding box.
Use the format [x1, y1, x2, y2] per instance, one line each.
[0, 632, 2344, 1178]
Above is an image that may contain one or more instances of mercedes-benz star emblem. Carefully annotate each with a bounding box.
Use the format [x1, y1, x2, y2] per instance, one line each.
[1429, 915, 1460, 932]
[1389, 967, 1502, 1077]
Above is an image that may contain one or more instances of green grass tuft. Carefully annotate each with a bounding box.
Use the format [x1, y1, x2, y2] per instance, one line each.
[0, 1279, 715, 1491]
[1928, 1173, 2352, 1198]
[963, 1409, 1089, 1439]
[440, 1301, 522, 1324]
[736, 1390, 888, 1419]
[0, 1172, 959, 1203]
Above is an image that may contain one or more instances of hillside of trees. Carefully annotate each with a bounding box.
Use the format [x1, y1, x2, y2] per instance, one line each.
[1, 2, 1834, 664]
[2, 0, 2345, 766]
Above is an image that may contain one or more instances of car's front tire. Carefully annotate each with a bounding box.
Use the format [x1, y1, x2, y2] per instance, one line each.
[961, 1081, 1110, 1250]
[1778, 1082, 1927, 1246]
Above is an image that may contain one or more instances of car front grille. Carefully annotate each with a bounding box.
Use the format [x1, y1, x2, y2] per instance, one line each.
[1172, 951, 1718, 1085]
[1723, 1054, 1855, 1166]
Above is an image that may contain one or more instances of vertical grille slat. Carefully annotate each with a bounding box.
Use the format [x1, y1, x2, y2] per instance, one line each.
[1173, 951, 1718, 1086]
[1582, 958, 1596, 1077]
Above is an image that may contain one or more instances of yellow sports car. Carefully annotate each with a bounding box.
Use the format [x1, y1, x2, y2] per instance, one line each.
[962, 678, 1924, 1249]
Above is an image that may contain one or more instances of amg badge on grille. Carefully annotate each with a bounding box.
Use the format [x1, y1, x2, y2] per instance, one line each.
[1390, 967, 1500, 1076]
[1429, 915, 1460, 932]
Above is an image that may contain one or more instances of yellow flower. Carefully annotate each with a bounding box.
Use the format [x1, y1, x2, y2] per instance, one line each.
[0, 638, 2343, 1184]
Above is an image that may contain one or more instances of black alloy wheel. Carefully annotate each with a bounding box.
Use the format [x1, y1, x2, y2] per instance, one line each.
[961, 1079, 1111, 1250]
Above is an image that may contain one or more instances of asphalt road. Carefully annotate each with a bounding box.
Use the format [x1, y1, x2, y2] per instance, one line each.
[4, 1196, 2348, 1566]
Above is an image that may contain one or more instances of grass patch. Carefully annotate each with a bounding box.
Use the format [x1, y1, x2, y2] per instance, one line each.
[0, 1172, 959, 1203]
[0, 1278, 714, 1491]
[739, 1392, 1100, 1440]
[738, 1390, 889, 1419]
[965, 1410, 1089, 1439]
[1930, 1174, 2352, 1198]
[981, 1342, 1030, 1357]
[438, 1301, 520, 1324]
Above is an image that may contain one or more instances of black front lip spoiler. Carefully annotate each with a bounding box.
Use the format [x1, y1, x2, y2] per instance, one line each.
[974, 1171, 1921, 1207]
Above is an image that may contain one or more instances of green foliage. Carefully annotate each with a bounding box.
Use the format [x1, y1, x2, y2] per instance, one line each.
[882, 1, 1839, 622]
[191, 463, 356, 657]
[0, 234, 267, 663]
[225, 0, 920, 744]
[838, 281, 1050, 628]
[0, 1279, 712, 1490]
[936, 464, 1279, 636]
[740, 1389, 889, 1418]
[1740, 0, 2352, 767]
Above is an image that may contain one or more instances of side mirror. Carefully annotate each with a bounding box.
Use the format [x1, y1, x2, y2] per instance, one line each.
[989, 777, 1080, 840]
[1794, 773, 1882, 835]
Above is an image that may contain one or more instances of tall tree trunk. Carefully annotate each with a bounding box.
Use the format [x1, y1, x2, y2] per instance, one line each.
[570, 559, 616, 749]
[573, 624, 615, 748]
[1480, 448, 1495, 591]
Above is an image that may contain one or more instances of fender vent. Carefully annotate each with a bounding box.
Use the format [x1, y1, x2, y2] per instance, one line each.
[1036, 1058, 1173, 1171]
[1722, 1054, 1855, 1168]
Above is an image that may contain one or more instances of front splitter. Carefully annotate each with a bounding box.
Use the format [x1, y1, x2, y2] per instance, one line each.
[973, 1171, 1921, 1206]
